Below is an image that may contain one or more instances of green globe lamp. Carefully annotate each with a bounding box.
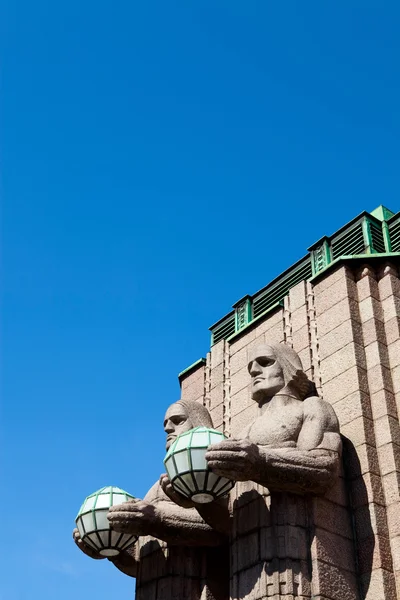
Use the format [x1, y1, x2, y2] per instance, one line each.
[164, 426, 235, 504]
[75, 486, 137, 557]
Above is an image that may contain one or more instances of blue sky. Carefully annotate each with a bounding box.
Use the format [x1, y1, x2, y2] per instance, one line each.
[2, 1, 399, 598]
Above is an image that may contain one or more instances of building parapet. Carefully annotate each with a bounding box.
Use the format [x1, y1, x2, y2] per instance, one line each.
[209, 205, 400, 346]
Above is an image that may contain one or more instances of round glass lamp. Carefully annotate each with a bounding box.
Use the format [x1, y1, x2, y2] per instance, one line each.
[164, 426, 235, 504]
[76, 486, 137, 557]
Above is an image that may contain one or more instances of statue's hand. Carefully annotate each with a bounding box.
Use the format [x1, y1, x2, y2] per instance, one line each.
[205, 439, 261, 481]
[159, 473, 195, 509]
[107, 500, 159, 536]
[73, 528, 105, 560]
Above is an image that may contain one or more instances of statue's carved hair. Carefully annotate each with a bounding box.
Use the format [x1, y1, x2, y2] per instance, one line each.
[176, 399, 214, 428]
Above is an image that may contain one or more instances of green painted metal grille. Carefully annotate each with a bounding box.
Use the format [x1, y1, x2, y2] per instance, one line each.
[369, 220, 386, 253]
[389, 215, 400, 252]
[313, 244, 328, 273]
[235, 297, 252, 331]
[311, 240, 331, 274]
[206, 208, 398, 347]
[252, 257, 312, 319]
[331, 221, 365, 259]
[211, 313, 235, 345]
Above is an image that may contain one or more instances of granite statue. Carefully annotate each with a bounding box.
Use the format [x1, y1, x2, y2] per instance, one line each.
[162, 343, 342, 599]
[73, 399, 229, 600]
[206, 343, 341, 494]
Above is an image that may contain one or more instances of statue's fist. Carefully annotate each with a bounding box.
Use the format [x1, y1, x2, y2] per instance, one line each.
[107, 499, 158, 536]
[159, 473, 194, 509]
[205, 438, 261, 481]
[72, 528, 105, 560]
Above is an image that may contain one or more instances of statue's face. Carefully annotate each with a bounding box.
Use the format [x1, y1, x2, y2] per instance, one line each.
[248, 344, 285, 403]
[163, 403, 192, 450]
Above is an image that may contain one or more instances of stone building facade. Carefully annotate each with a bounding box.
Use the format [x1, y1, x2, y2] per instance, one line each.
[178, 206, 400, 600]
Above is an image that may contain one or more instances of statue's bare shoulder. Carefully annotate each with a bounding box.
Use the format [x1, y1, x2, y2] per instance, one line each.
[302, 396, 340, 432]
[297, 396, 341, 454]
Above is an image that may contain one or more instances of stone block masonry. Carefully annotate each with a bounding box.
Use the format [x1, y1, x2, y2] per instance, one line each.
[180, 260, 400, 600]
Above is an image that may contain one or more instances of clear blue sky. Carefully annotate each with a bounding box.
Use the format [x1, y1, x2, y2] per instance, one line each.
[2, 2, 399, 598]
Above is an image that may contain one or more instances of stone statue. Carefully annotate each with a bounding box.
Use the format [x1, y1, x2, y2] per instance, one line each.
[205, 342, 342, 600]
[163, 343, 342, 599]
[73, 399, 229, 600]
[206, 343, 341, 493]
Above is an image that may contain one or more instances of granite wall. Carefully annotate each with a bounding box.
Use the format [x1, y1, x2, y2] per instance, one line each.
[179, 262, 400, 600]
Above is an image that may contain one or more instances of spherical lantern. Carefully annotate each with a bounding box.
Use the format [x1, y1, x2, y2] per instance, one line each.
[75, 486, 138, 557]
[164, 427, 235, 504]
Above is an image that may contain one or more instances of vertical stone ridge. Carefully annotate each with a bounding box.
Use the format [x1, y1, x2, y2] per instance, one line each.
[307, 281, 322, 397]
[283, 296, 293, 347]
[204, 352, 211, 411]
[313, 266, 369, 600]
[378, 261, 400, 419]
[353, 264, 397, 599]
[375, 263, 400, 599]
[223, 340, 231, 437]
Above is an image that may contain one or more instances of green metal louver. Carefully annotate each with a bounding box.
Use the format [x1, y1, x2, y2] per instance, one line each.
[253, 257, 312, 319]
[205, 207, 399, 348]
[369, 219, 386, 254]
[211, 313, 235, 345]
[331, 221, 365, 259]
[388, 214, 400, 252]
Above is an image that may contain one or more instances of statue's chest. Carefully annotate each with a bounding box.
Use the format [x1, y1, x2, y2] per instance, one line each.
[247, 405, 303, 446]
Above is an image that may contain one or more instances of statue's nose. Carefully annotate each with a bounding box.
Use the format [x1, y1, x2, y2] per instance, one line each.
[164, 420, 174, 433]
[249, 361, 262, 376]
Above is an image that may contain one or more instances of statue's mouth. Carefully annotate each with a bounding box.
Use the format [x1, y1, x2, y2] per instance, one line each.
[253, 377, 265, 385]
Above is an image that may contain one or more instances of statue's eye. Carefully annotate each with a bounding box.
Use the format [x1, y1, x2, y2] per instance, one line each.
[258, 357, 274, 367]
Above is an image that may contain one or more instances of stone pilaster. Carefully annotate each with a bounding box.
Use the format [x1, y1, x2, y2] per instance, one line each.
[180, 363, 206, 404]
[377, 263, 400, 598]
[312, 267, 359, 600]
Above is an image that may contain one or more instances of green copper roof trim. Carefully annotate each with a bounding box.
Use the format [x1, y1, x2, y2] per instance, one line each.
[209, 310, 235, 331]
[232, 294, 252, 309]
[178, 357, 206, 382]
[370, 205, 395, 222]
[247, 254, 310, 304]
[308, 209, 389, 252]
[382, 220, 392, 252]
[233, 295, 252, 332]
[209, 301, 283, 347]
[310, 238, 331, 275]
[362, 216, 374, 254]
[225, 301, 283, 344]
[207, 206, 397, 347]
[309, 252, 400, 284]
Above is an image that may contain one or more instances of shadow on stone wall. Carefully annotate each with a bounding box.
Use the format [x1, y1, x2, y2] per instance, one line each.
[137, 536, 229, 600]
[207, 544, 230, 600]
[231, 447, 375, 600]
[342, 435, 374, 600]
[231, 488, 312, 599]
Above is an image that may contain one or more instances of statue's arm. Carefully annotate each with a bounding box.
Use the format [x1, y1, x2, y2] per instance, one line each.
[142, 495, 227, 546]
[206, 398, 341, 495]
[159, 474, 231, 536]
[108, 482, 227, 547]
